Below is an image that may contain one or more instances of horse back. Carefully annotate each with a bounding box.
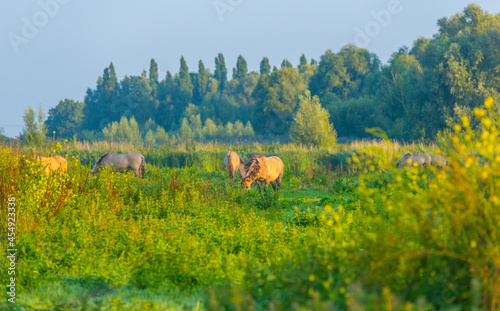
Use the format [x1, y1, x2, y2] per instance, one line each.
[264, 156, 284, 180]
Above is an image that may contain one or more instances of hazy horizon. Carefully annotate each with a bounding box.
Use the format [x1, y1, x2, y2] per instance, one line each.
[2, 0, 500, 138]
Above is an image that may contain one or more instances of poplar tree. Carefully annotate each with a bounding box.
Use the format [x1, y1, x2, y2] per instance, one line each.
[233, 55, 248, 80]
[260, 57, 271, 75]
[214, 53, 228, 92]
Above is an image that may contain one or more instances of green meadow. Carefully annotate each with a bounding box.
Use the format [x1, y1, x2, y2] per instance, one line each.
[2, 107, 500, 310]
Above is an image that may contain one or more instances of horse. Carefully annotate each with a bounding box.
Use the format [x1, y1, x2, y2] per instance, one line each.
[431, 154, 447, 170]
[396, 154, 432, 168]
[36, 156, 68, 174]
[91, 152, 146, 178]
[224, 151, 245, 182]
[241, 155, 284, 192]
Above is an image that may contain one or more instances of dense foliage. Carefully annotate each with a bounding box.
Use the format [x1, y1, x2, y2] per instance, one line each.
[38, 5, 500, 144]
[2, 97, 499, 310]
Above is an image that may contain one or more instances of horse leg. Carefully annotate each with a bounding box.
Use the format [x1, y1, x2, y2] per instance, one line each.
[277, 174, 283, 192]
[270, 181, 277, 191]
[264, 179, 271, 192]
[256, 181, 262, 193]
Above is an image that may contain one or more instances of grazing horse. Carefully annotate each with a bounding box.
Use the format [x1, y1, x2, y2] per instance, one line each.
[241, 155, 284, 192]
[396, 154, 432, 168]
[431, 154, 447, 170]
[224, 151, 245, 182]
[91, 152, 146, 178]
[37, 156, 68, 174]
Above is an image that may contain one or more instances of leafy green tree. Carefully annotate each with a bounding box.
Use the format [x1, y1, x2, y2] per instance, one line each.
[128, 75, 156, 125]
[202, 118, 217, 138]
[281, 59, 293, 68]
[22, 104, 47, 146]
[193, 60, 209, 103]
[233, 55, 248, 80]
[178, 56, 194, 102]
[149, 58, 159, 85]
[243, 121, 255, 136]
[253, 67, 306, 134]
[298, 54, 308, 72]
[82, 63, 118, 130]
[45, 99, 84, 139]
[102, 116, 141, 143]
[199, 93, 240, 124]
[154, 125, 169, 143]
[290, 91, 336, 147]
[260, 57, 271, 75]
[309, 50, 348, 98]
[298, 54, 317, 86]
[179, 118, 193, 139]
[157, 71, 177, 131]
[214, 53, 228, 92]
[326, 95, 384, 138]
[189, 114, 203, 139]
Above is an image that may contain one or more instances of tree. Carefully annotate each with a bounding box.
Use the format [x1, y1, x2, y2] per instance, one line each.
[260, 57, 271, 75]
[45, 99, 84, 139]
[82, 62, 118, 131]
[253, 67, 306, 134]
[298, 54, 308, 73]
[128, 75, 156, 125]
[290, 91, 336, 148]
[22, 104, 47, 146]
[149, 58, 159, 85]
[179, 118, 193, 139]
[233, 55, 248, 80]
[193, 60, 209, 103]
[309, 50, 349, 98]
[178, 56, 194, 102]
[202, 118, 217, 138]
[214, 53, 228, 92]
[281, 59, 293, 68]
[102, 116, 141, 143]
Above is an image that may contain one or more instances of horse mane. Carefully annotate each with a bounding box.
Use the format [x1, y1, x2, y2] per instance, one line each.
[94, 153, 109, 169]
[243, 158, 262, 181]
[248, 154, 265, 161]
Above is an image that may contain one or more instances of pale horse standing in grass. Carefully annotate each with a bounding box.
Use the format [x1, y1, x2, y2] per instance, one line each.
[396, 154, 432, 168]
[241, 155, 284, 192]
[224, 151, 246, 182]
[431, 154, 447, 170]
[36, 156, 68, 174]
[91, 152, 146, 178]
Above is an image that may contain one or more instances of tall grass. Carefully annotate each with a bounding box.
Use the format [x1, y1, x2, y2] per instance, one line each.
[1, 101, 497, 310]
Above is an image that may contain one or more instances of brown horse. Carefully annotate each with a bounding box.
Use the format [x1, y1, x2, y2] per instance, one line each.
[37, 156, 68, 174]
[241, 155, 284, 192]
[224, 151, 245, 182]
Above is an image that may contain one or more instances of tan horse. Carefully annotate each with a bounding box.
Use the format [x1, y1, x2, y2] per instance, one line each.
[396, 154, 431, 168]
[241, 155, 284, 192]
[431, 154, 447, 170]
[37, 156, 68, 174]
[224, 151, 245, 182]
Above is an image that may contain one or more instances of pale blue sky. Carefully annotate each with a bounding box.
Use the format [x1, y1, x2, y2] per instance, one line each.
[1, 0, 499, 137]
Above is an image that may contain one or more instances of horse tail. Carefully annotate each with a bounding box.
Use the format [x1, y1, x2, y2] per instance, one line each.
[140, 155, 146, 178]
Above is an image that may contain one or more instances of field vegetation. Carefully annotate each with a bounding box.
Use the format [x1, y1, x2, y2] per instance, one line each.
[1, 98, 499, 310]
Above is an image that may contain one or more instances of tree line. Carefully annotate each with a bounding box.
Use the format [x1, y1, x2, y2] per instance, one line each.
[37, 4, 499, 144]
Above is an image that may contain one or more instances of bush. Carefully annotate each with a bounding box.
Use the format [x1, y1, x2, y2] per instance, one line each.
[290, 91, 337, 148]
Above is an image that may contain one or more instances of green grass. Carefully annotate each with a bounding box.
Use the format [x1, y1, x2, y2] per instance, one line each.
[1, 133, 498, 310]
